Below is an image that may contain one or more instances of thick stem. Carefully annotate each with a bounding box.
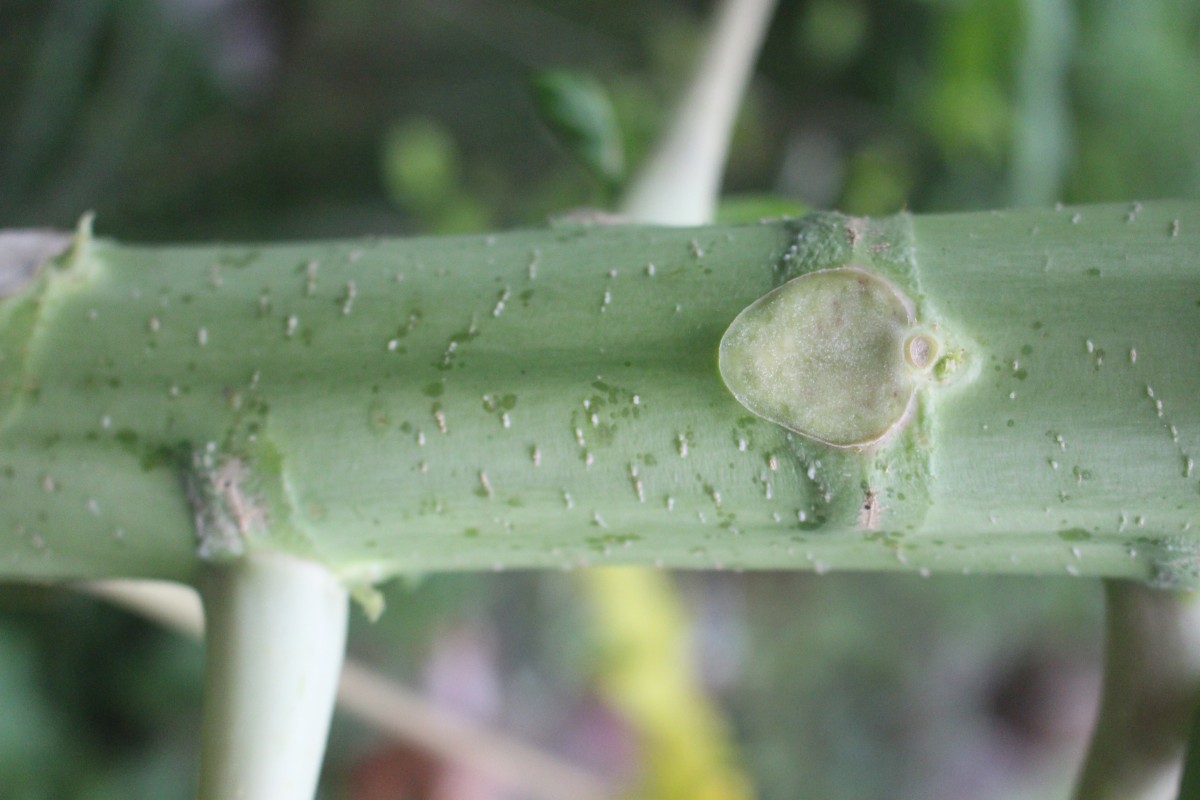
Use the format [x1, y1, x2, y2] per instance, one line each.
[0, 202, 1197, 585]
[1072, 581, 1200, 800]
[197, 552, 348, 800]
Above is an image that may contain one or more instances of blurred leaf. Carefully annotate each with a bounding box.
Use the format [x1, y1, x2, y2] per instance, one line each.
[582, 567, 752, 800]
[381, 118, 490, 233]
[532, 71, 626, 194]
[382, 118, 462, 214]
[796, 0, 869, 73]
[840, 142, 915, 214]
[1068, 0, 1200, 200]
[922, 0, 1022, 162]
[0, 624, 69, 786]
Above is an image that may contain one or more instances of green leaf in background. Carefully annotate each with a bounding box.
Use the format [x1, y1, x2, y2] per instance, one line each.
[532, 70, 626, 194]
[381, 118, 491, 234]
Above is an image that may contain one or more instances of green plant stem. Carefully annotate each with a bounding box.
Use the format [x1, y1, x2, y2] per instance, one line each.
[83, 578, 615, 800]
[1073, 581, 1200, 800]
[0, 201, 1197, 588]
[620, 0, 777, 225]
[197, 552, 347, 800]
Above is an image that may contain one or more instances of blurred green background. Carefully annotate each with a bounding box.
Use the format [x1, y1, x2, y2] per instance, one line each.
[1, 0, 1197, 797]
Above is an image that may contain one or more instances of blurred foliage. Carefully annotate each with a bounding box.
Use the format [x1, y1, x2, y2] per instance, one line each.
[582, 567, 752, 800]
[532, 70, 626, 194]
[3, 0, 1196, 239]
[1, 0, 1198, 797]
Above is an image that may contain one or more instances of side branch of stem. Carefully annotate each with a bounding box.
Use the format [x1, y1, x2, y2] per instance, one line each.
[197, 552, 348, 800]
[1073, 581, 1200, 800]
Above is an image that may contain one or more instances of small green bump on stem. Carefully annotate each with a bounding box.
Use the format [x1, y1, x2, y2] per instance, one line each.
[904, 332, 938, 371]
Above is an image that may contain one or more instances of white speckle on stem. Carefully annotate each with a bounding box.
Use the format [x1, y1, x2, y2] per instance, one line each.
[676, 432, 688, 458]
[304, 260, 319, 295]
[197, 327, 208, 346]
[285, 315, 299, 338]
[528, 249, 540, 280]
[531, 446, 541, 467]
[434, 408, 448, 434]
[148, 317, 161, 333]
[645, 262, 656, 277]
[492, 287, 510, 317]
[342, 281, 357, 315]
[478, 471, 493, 498]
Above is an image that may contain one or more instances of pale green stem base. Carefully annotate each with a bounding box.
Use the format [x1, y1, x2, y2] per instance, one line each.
[198, 552, 348, 800]
[1073, 581, 1200, 800]
[620, 0, 777, 225]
